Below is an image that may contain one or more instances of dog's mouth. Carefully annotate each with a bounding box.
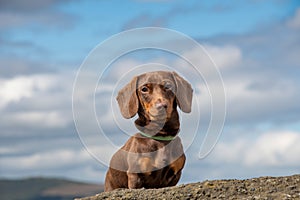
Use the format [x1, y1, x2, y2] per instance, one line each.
[149, 110, 168, 121]
[149, 115, 167, 122]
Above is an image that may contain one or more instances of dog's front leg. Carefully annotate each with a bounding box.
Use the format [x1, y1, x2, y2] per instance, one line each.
[127, 172, 142, 189]
[127, 156, 144, 189]
[127, 155, 153, 189]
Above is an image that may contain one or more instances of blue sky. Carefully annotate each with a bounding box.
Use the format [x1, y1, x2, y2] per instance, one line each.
[2, 0, 297, 66]
[1, 0, 300, 184]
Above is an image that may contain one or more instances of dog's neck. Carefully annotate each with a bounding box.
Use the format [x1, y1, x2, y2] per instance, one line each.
[134, 109, 180, 137]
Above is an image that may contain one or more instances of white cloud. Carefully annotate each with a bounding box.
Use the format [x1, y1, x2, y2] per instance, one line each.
[245, 131, 300, 167]
[0, 72, 76, 131]
[107, 59, 142, 81]
[0, 74, 58, 109]
[174, 44, 241, 75]
[0, 148, 92, 170]
[96, 44, 241, 89]
[87, 145, 118, 165]
[202, 45, 242, 69]
[223, 77, 300, 124]
[4, 111, 70, 128]
[0, 142, 109, 182]
[0, 147, 19, 154]
[209, 130, 300, 168]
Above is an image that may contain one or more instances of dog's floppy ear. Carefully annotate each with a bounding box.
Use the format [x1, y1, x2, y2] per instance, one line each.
[172, 71, 193, 113]
[116, 76, 139, 119]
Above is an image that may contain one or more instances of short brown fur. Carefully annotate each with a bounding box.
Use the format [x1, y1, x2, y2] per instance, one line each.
[105, 71, 193, 191]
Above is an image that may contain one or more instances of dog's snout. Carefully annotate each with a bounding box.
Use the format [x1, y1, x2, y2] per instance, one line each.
[155, 101, 168, 110]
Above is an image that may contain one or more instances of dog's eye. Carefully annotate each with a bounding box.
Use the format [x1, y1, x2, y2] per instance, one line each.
[141, 86, 149, 93]
[164, 83, 173, 90]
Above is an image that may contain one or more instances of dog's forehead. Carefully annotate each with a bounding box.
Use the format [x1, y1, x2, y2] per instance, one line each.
[137, 71, 174, 86]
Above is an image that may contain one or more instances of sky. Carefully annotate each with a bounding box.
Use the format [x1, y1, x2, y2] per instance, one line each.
[0, 0, 300, 184]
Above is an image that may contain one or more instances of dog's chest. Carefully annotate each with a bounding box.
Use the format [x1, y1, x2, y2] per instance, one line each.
[138, 138, 183, 171]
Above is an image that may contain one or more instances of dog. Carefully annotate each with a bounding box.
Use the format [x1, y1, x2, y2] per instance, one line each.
[104, 71, 193, 192]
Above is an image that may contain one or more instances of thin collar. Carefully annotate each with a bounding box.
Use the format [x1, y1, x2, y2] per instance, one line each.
[139, 132, 177, 141]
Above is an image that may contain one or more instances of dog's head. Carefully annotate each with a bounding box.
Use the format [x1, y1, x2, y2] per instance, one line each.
[116, 71, 193, 122]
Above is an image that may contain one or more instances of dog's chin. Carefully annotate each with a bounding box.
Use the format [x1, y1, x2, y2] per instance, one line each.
[149, 113, 168, 122]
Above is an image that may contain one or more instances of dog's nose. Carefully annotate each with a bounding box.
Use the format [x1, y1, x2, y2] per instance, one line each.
[155, 101, 167, 110]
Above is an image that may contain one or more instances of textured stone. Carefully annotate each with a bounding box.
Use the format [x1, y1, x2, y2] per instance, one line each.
[76, 174, 300, 200]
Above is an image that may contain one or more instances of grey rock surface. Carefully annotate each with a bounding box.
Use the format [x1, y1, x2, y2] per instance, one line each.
[76, 174, 300, 200]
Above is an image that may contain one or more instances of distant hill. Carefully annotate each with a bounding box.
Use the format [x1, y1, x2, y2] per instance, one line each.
[0, 177, 103, 200]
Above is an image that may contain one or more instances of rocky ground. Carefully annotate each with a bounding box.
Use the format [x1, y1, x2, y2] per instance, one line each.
[76, 174, 300, 200]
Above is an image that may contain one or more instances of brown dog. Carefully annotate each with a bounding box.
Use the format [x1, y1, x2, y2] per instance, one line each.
[104, 71, 193, 191]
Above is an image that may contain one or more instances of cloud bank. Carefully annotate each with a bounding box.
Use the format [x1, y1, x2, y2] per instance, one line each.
[0, 1, 299, 183]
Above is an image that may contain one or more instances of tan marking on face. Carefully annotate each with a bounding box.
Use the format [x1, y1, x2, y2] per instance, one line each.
[138, 83, 175, 121]
[151, 85, 174, 120]
[142, 100, 153, 118]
